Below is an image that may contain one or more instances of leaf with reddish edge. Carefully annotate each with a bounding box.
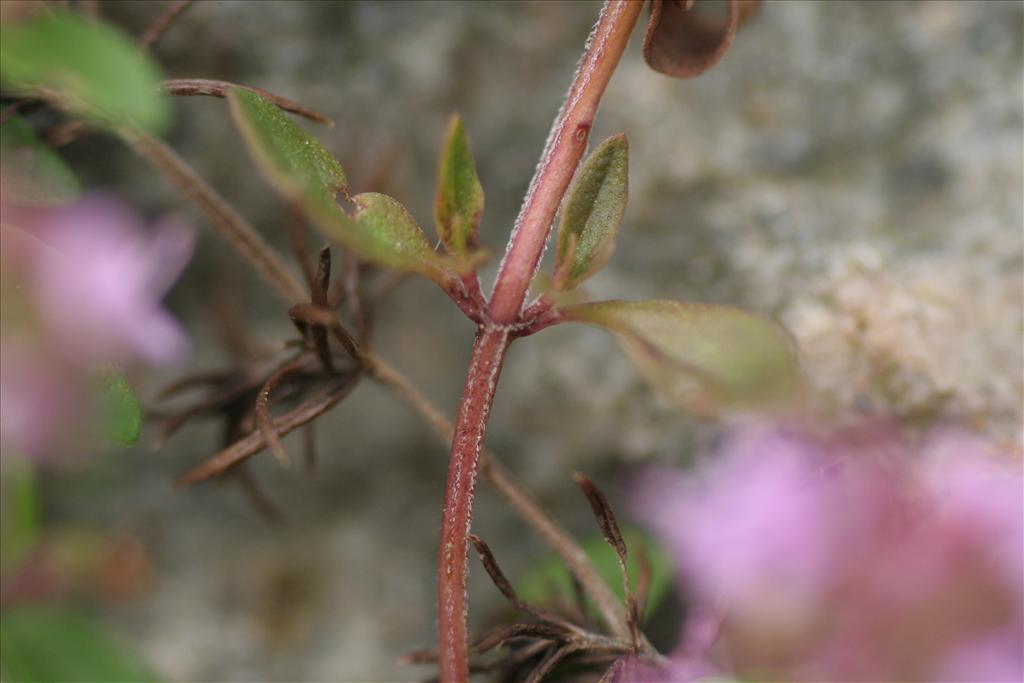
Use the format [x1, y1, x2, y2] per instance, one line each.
[560, 299, 803, 414]
[435, 114, 484, 256]
[554, 134, 628, 289]
[643, 0, 762, 79]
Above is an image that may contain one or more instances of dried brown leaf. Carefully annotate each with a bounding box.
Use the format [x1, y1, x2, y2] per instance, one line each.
[469, 534, 537, 617]
[178, 374, 359, 485]
[642, 0, 761, 78]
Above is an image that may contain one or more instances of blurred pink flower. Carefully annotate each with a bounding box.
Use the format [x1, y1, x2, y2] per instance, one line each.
[0, 196, 194, 458]
[629, 423, 1024, 683]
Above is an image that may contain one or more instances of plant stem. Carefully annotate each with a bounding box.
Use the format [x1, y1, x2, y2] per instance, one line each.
[488, 0, 643, 325]
[121, 129, 308, 304]
[438, 3, 642, 679]
[439, 328, 510, 682]
[368, 357, 630, 640]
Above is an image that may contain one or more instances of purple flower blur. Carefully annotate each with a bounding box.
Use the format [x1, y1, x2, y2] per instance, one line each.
[630, 423, 1024, 683]
[0, 196, 194, 458]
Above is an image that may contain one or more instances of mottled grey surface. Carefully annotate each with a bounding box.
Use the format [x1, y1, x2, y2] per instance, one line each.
[48, 1, 1023, 680]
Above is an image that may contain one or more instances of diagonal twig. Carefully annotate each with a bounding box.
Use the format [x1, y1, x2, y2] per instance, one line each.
[139, 0, 194, 51]
[523, 643, 581, 683]
[121, 129, 308, 304]
[367, 356, 630, 642]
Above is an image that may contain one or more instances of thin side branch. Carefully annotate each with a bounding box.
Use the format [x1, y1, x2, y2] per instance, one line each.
[367, 356, 630, 641]
[139, 0, 194, 51]
[121, 129, 309, 305]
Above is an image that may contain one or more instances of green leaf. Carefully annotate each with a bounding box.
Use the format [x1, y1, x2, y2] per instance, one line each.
[554, 134, 628, 289]
[337, 192, 454, 281]
[227, 87, 347, 205]
[518, 528, 671, 620]
[0, 116, 80, 205]
[228, 89, 454, 282]
[0, 461, 40, 572]
[0, 608, 159, 683]
[0, 11, 169, 132]
[96, 369, 141, 446]
[434, 114, 484, 255]
[561, 300, 803, 413]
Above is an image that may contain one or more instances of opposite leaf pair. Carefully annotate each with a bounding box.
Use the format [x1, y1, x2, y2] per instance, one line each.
[228, 88, 802, 415]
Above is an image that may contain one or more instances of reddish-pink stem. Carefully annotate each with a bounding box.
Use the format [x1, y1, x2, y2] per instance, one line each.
[438, 328, 509, 681]
[487, 0, 643, 325]
[437, 3, 643, 681]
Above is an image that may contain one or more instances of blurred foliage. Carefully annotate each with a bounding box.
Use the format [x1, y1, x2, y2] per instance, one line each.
[0, 608, 158, 683]
[0, 11, 169, 132]
[562, 300, 804, 414]
[518, 527, 671, 621]
[95, 369, 142, 446]
[0, 462, 39, 573]
[0, 115, 80, 205]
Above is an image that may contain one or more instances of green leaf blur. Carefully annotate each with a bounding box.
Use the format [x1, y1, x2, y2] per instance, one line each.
[0, 11, 169, 132]
[434, 114, 484, 255]
[0, 116, 80, 205]
[0, 461, 39, 572]
[0, 609, 158, 683]
[517, 528, 671, 621]
[97, 369, 142, 446]
[562, 300, 803, 413]
[554, 134, 628, 289]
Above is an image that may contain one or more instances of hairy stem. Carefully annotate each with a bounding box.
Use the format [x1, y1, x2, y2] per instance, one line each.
[438, 3, 642, 679]
[488, 0, 643, 324]
[439, 328, 510, 682]
[121, 129, 308, 304]
[368, 357, 630, 640]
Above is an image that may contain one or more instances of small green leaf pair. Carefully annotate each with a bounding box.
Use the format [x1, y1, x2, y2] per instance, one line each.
[227, 89, 462, 286]
[227, 90, 802, 413]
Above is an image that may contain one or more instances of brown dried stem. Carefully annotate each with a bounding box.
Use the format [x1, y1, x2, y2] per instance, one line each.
[161, 78, 332, 126]
[178, 374, 359, 485]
